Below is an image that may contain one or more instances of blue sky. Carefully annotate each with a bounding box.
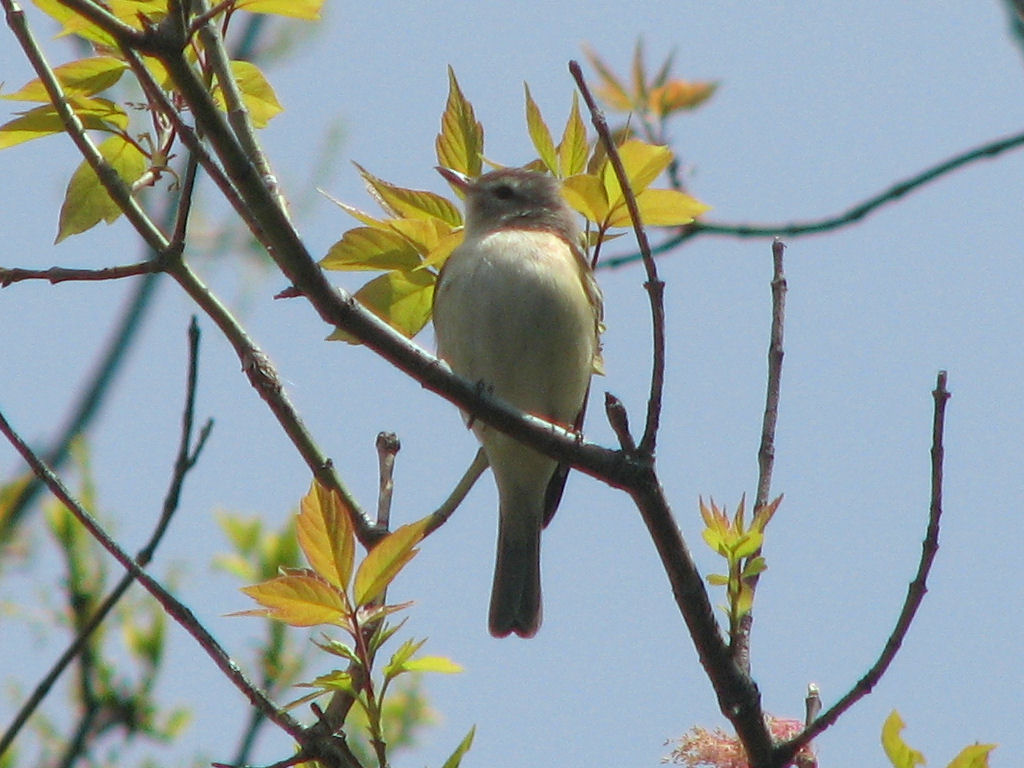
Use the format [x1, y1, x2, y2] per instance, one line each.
[1, 2, 1022, 767]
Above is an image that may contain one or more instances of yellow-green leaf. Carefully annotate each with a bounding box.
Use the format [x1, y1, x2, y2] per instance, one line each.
[235, 0, 323, 19]
[435, 67, 484, 178]
[946, 743, 997, 768]
[388, 216, 457, 256]
[562, 173, 609, 224]
[607, 188, 709, 228]
[211, 61, 282, 128]
[557, 92, 589, 177]
[881, 711, 926, 768]
[706, 573, 728, 586]
[419, 228, 465, 269]
[296, 480, 354, 591]
[524, 83, 557, 174]
[32, 0, 116, 46]
[321, 227, 422, 272]
[583, 44, 633, 112]
[240, 573, 349, 627]
[355, 163, 462, 225]
[731, 530, 763, 560]
[402, 655, 463, 674]
[441, 726, 476, 768]
[328, 269, 436, 342]
[602, 139, 673, 204]
[631, 40, 648, 106]
[56, 135, 147, 243]
[319, 189, 388, 228]
[108, 0, 166, 27]
[0, 98, 128, 150]
[2, 57, 127, 102]
[353, 516, 432, 606]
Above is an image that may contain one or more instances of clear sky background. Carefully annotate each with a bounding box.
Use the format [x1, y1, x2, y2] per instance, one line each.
[2, 2, 1022, 767]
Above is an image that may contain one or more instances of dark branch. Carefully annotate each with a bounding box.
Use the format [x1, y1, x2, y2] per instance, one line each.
[774, 371, 951, 765]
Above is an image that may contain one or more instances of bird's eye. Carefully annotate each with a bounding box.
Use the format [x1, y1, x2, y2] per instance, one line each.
[492, 184, 516, 200]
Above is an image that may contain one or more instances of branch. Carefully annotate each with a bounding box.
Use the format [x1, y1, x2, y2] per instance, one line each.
[732, 239, 787, 670]
[0, 407, 306, 743]
[0, 321, 210, 757]
[601, 128, 1024, 269]
[774, 371, 951, 766]
[0, 261, 161, 287]
[570, 59, 667, 456]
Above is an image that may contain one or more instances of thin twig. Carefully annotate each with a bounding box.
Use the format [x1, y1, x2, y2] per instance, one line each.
[569, 59, 666, 457]
[0, 322, 211, 758]
[602, 128, 1024, 269]
[375, 432, 400, 529]
[194, 0, 286, 213]
[425, 449, 488, 535]
[774, 371, 951, 766]
[731, 238, 787, 670]
[0, 407, 306, 742]
[0, 261, 162, 287]
[165, 260, 381, 545]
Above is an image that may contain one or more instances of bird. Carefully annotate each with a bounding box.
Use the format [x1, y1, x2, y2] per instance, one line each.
[432, 167, 603, 638]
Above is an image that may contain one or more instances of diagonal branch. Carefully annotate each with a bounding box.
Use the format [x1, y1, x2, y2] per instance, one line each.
[0, 321, 210, 758]
[774, 371, 951, 766]
[0, 406, 307, 743]
[570, 59, 666, 456]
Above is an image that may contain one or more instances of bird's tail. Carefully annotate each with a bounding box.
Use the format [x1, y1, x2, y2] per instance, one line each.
[489, 496, 543, 638]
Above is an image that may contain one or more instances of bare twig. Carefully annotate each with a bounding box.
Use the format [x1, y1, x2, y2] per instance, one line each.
[0, 321, 211, 758]
[731, 238, 787, 670]
[0, 407, 305, 742]
[0, 261, 161, 287]
[570, 59, 666, 456]
[774, 371, 951, 766]
[375, 432, 400, 529]
[165, 261, 381, 545]
[602, 128, 1024, 269]
[425, 449, 488, 535]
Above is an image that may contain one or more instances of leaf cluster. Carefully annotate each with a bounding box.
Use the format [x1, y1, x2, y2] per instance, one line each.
[0, 1, 295, 242]
[700, 495, 780, 636]
[236, 481, 461, 763]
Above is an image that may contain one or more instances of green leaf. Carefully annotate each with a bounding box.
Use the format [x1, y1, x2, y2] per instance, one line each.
[31, 0, 117, 46]
[881, 711, 926, 768]
[321, 227, 422, 272]
[2, 57, 127, 102]
[946, 743, 997, 768]
[328, 269, 436, 343]
[383, 637, 427, 678]
[355, 163, 462, 224]
[312, 636, 360, 663]
[441, 725, 476, 768]
[296, 480, 355, 591]
[435, 67, 484, 178]
[731, 530, 763, 560]
[742, 556, 767, 579]
[402, 655, 463, 674]
[706, 573, 728, 586]
[524, 83, 557, 174]
[235, 0, 324, 19]
[557, 92, 589, 177]
[239, 572, 350, 627]
[0, 98, 128, 150]
[353, 516, 431, 606]
[224, 60, 283, 128]
[56, 134, 147, 243]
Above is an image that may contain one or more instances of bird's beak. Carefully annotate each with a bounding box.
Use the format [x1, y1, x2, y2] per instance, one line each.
[436, 166, 471, 194]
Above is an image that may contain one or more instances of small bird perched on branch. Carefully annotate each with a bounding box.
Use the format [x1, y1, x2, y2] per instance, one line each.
[433, 167, 603, 638]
